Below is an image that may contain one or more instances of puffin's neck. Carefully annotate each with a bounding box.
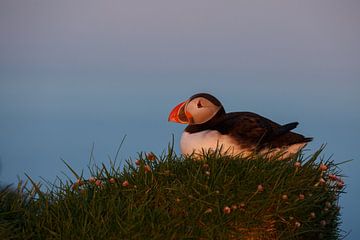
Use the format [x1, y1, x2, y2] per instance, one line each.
[185, 107, 226, 133]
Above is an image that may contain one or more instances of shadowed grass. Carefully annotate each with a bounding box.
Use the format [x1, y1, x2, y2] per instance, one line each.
[0, 146, 346, 239]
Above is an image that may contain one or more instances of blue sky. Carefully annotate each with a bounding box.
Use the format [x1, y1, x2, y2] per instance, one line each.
[1, 0, 359, 237]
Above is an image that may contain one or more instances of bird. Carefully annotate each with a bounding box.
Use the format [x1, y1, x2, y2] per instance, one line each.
[168, 93, 312, 158]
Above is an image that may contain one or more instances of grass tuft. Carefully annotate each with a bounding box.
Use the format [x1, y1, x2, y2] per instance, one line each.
[0, 147, 346, 239]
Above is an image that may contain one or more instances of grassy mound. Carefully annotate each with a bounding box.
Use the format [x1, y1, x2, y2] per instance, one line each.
[0, 147, 345, 239]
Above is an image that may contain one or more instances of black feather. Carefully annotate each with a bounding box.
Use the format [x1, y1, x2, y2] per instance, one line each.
[271, 122, 299, 138]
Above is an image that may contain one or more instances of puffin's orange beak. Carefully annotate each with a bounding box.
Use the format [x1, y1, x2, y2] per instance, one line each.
[168, 101, 190, 124]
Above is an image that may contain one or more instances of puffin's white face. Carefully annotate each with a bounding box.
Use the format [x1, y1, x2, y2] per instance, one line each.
[168, 94, 223, 125]
[184, 97, 221, 125]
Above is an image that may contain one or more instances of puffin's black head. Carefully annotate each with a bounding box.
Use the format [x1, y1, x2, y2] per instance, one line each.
[168, 93, 225, 125]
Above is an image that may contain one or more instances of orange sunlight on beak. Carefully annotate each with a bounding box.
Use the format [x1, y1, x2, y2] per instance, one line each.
[168, 101, 188, 124]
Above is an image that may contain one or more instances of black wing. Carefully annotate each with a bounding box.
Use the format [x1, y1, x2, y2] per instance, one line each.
[213, 112, 311, 149]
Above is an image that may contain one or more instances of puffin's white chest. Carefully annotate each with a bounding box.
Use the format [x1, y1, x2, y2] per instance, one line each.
[180, 130, 246, 156]
[180, 130, 307, 158]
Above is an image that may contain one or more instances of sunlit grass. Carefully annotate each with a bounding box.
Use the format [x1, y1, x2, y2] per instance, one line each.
[0, 145, 346, 239]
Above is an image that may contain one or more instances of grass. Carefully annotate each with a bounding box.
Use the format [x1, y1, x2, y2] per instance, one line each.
[0, 145, 346, 239]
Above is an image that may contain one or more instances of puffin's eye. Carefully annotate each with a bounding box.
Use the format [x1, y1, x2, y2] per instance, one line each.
[197, 101, 203, 108]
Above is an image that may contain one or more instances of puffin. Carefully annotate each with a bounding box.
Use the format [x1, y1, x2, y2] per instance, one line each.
[168, 93, 312, 158]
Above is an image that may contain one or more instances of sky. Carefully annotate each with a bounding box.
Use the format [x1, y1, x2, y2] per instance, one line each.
[1, 0, 359, 237]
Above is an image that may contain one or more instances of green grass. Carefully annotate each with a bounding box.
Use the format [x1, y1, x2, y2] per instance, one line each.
[0, 146, 346, 239]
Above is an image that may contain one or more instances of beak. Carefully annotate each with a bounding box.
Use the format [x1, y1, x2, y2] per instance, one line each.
[168, 101, 189, 124]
